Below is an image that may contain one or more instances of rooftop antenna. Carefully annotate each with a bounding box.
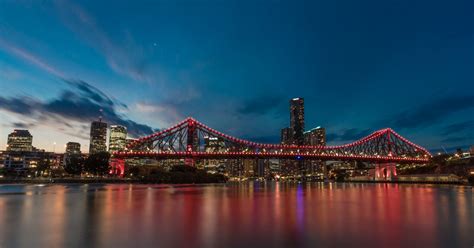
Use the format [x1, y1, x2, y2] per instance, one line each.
[99, 109, 103, 122]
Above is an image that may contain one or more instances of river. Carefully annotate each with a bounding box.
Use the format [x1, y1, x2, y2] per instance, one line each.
[0, 183, 473, 248]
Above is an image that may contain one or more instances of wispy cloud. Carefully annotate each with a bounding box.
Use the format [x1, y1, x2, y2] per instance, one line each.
[53, 0, 156, 84]
[0, 63, 24, 80]
[134, 102, 183, 125]
[0, 37, 66, 78]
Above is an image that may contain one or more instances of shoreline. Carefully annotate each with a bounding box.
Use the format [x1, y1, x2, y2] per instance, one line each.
[0, 178, 472, 186]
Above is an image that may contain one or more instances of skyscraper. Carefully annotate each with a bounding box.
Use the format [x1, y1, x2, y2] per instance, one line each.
[281, 127, 292, 145]
[304, 126, 326, 176]
[7, 130, 33, 152]
[89, 120, 108, 154]
[109, 125, 127, 152]
[304, 127, 326, 146]
[290, 98, 305, 145]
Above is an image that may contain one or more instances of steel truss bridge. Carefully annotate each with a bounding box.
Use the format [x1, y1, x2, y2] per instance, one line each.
[110, 117, 431, 176]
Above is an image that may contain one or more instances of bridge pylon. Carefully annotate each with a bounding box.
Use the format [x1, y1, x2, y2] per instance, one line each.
[374, 163, 397, 181]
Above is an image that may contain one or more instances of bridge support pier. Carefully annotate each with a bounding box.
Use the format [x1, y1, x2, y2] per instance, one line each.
[109, 158, 125, 178]
[185, 157, 195, 167]
[374, 163, 397, 181]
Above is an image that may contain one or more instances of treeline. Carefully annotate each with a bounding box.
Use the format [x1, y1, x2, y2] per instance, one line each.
[132, 165, 228, 184]
[64, 152, 111, 176]
[398, 154, 474, 179]
[1, 152, 228, 184]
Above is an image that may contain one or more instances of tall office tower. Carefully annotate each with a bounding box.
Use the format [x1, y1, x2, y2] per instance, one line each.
[280, 127, 292, 145]
[89, 120, 108, 154]
[109, 125, 127, 152]
[65, 142, 81, 155]
[290, 98, 305, 145]
[7, 130, 33, 152]
[304, 127, 326, 176]
[304, 127, 326, 146]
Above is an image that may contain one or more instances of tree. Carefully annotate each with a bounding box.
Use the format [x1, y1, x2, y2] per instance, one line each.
[125, 165, 140, 178]
[468, 174, 474, 185]
[36, 157, 51, 176]
[356, 161, 366, 170]
[84, 152, 111, 176]
[64, 155, 84, 176]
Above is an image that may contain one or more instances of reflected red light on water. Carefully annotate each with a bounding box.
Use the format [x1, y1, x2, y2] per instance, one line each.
[0, 183, 472, 247]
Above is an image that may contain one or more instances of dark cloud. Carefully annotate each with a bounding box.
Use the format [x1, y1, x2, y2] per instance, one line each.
[327, 128, 372, 142]
[385, 95, 474, 130]
[441, 120, 474, 136]
[11, 122, 34, 129]
[244, 135, 281, 144]
[0, 97, 38, 115]
[0, 79, 155, 137]
[238, 96, 286, 116]
[441, 136, 471, 143]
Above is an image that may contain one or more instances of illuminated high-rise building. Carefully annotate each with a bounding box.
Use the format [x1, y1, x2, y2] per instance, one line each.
[280, 127, 292, 145]
[304, 126, 326, 176]
[109, 125, 127, 152]
[65, 142, 81, 155]
[89, 120, 107, 154]
[7, 130, 33, 152]
[204, 136, 225, 152]
[290, 98, 305, 145]
[304, 127, 326, 146]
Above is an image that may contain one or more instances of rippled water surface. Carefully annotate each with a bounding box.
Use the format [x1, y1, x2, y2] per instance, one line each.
[0, 183, 473, 248]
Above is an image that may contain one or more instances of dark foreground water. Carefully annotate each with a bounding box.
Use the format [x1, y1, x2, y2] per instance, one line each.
[0, 183, 473, 248]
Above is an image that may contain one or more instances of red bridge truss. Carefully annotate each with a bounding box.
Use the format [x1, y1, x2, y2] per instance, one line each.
[112, 117, 431, 164]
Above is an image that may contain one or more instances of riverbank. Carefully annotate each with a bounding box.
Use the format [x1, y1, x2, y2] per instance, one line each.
[0, 178, 140, 184]
[1, 178, 472, 186]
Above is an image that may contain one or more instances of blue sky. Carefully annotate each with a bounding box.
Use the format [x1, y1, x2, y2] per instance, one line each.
[0, 0, 473, 152]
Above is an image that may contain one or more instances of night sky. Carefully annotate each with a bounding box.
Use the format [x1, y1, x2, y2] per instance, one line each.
[0, 0, 473, 152]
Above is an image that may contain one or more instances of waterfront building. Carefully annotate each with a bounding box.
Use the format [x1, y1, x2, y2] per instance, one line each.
[65, 142, 81, 156]
[89, 120, 108, 154]
[109, 125, 127, 152]
[3, 150, 55, 171]
[0, 151, 4, 168]
[242, 159, 255, 178]
[304, 126, 326, 146]
[256, 159, 266, 178]
[202, 136, 226, 171]
[280, 127, 292, 145]
[290, 98, 305, 145]
[7, 130, 33, 152]
[204, 136, 225, 152]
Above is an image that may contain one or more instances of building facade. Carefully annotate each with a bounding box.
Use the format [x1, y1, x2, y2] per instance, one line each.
[109, 125, 127, 152]
[280, 127, 292, 145]
[89, 120, 108, 154]
[304, 127, 326, 146]
[65, 142, 81, 155]
[7, 130, 33, 152]
[290, 98, 305, 145]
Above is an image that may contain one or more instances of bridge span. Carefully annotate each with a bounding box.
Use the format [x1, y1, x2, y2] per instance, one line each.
[110, 117, 432, 177]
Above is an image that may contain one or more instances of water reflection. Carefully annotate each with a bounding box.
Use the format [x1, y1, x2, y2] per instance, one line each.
[0, 183, 473, 248]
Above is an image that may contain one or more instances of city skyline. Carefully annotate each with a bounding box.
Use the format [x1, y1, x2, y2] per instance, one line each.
[1, 0, 473, 153]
